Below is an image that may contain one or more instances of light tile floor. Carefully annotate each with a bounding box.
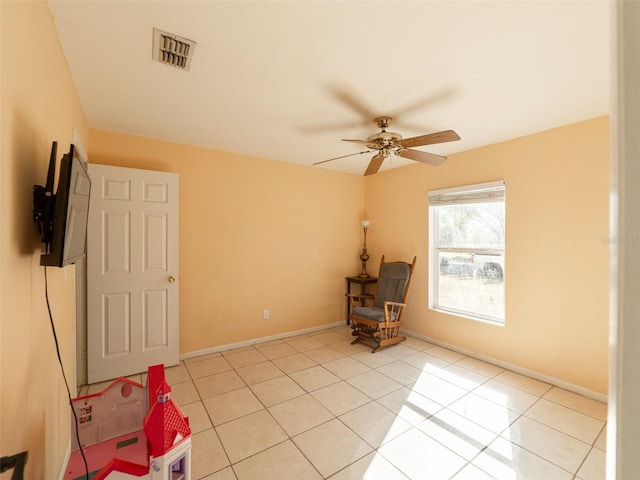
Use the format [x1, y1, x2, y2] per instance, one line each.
[81, 326, 607, 479]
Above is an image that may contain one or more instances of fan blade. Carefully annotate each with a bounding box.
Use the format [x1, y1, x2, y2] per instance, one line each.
[364, 154, 386, 176]
[342, 139, 372, 146]
[399, 130, 460, 148]
[330, 85, 378, 120]
[313, 150, 372, 166]
[397, 148, 447, 166]
[393, 87, 456, 117]
[298, 85, 376, 133]
[296, 120, 364, 134]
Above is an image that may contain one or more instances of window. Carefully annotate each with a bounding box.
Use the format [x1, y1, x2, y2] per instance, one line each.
[170, 454, 186, 480]
[429, 181, 505, 324]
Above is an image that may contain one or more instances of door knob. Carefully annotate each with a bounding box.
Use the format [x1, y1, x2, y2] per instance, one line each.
[169, 276, 176, 283]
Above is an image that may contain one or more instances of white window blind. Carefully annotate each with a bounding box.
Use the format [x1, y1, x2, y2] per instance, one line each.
[428, 181, 505, 206]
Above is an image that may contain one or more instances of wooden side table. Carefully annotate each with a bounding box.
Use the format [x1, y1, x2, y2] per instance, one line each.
[345, 276, 377, 323]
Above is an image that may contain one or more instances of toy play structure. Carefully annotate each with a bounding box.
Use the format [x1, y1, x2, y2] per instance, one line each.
[63, 364, 191, 480]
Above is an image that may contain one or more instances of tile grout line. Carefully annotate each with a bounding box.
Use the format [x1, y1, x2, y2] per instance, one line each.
[486, 390, 594, 478]
[182, 356, 235, 479]
[570, 422, 609, 480]
[191, 337, 350, 478]
[230, 335, 368, 479]
[86, 327, 606, 479]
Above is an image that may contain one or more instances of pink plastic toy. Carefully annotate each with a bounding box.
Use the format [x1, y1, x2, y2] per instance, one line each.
[63, 364, 191, 480]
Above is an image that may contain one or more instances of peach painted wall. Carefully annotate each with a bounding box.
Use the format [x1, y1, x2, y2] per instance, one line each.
[88, 130, 365, 353]
[1, 1, 89, 478]
[365, 116, 610, 394]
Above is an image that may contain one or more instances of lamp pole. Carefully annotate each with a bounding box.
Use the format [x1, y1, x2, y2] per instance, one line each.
[359, 220, 370, 277]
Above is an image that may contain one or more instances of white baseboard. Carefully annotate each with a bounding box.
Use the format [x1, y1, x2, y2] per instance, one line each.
[401, 328, 608, 404]
[181, 322, 606, 403]
[180, 321, 345, 360]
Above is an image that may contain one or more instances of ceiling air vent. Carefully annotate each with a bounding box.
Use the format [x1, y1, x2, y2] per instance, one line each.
[152, 28, 196, 71]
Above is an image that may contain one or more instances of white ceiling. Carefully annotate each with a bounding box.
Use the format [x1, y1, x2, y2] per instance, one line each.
[48, 0, 610, 176]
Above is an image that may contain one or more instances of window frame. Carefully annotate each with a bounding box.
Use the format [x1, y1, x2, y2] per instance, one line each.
[428, 180, 506, 325]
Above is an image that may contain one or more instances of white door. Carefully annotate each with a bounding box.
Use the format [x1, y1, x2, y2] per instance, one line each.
[87, 164, 179, 384]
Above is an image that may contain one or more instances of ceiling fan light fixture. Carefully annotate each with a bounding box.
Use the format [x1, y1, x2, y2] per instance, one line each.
[152, 28, 196, 71]
[315, 115, 460, 176]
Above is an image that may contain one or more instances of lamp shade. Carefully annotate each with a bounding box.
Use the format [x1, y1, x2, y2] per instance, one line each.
[361, 220, 371, 228]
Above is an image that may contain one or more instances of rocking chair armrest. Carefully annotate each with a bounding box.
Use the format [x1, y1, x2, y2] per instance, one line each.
[382, 301, 407, 308]
[347, 293, 374, 307]
[382, 300, 407, 324]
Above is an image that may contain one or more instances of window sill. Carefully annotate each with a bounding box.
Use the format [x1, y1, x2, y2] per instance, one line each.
[430, 306, 505, 327]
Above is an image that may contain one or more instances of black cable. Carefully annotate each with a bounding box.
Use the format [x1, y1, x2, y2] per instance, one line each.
[44, 266, 90, 480]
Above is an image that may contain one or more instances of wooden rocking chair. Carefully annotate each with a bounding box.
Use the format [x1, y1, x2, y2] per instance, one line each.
[348, 255, 416, 353]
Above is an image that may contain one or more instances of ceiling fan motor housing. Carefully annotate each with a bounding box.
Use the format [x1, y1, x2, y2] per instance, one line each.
[366, 131, 403, 149]
[367, 117, 402, 149]
[314, 114, 459, 176]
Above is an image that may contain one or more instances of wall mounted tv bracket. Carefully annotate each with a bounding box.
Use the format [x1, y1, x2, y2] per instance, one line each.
[0, 451, 28, 480]
[33, 141, 58, 246]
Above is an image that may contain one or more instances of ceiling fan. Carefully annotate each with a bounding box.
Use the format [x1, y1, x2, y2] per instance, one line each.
[314, 117, 460, 176]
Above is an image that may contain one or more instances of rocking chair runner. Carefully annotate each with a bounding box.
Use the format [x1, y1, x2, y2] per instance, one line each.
[348, 255, 416, 353]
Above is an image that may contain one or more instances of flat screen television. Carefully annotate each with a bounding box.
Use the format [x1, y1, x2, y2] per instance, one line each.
[33, 142, 91, 267]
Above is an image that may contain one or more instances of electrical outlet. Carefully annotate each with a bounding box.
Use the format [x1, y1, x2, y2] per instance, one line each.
[263, 310, 270, 320]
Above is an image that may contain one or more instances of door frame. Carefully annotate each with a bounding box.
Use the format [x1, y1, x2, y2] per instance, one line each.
[73, 130, 89, 389]
[75, 257, 87, 388]
[608, 2, 640, 478]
